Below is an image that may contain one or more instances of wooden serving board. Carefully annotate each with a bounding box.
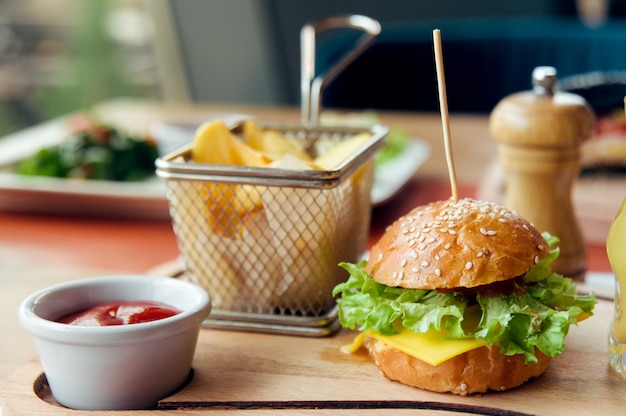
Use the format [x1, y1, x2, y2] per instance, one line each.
[2, 291, 624, 416]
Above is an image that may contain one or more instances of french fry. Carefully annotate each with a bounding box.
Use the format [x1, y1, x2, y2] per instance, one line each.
[243, 120, 311, 162]
[193, 119, 270, 167]
[200, 183, 265, 240]
[260, 130, 312, 162]
[192, 120, 267, 237]
[230, 139, 271, 167]
[313, 132, 372, 170]
[192, 120, 237, 165]
[242, 119, 265, 152]
[268, 153, 323, 171]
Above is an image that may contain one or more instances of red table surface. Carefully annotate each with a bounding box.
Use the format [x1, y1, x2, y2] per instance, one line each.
[0, 179, 611, 275]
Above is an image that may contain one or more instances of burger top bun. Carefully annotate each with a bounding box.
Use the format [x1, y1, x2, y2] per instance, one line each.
[366, 197, 550, 290]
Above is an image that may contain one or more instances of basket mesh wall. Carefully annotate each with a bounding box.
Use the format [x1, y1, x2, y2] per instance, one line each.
[164, 161, 374, 318]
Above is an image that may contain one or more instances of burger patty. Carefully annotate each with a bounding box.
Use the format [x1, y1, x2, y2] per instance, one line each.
[435, 276, 529, 298]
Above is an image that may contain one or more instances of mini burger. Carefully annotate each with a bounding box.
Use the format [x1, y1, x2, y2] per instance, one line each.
[333, 197, 596, 395]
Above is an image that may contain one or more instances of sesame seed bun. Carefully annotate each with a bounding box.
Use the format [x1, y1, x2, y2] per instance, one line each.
[365, 338, 551, 395]
[365, 197, 550, 290]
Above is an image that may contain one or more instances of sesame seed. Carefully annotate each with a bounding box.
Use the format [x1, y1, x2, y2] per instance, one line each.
[522, 224, 529, 231]
[400, 259, 407, 267]
[480, 227, 487, 235]
[418, 243, 427, 250]
[538, 245, 544, 251]
[440, 228, 448, 233]
[449, 229, 457, 235]
[427, 237, 436, 243]
[392, 272, 397, 279]
[486, 230, 497, 236]
[421, 261, 430, 267]
[398, 271, 404, 280]
[476, 252, 483, 257]
[435, 255, 440, 261]
[444, 243, 451, 249]
[482, 247, 490, 255]
[411, 267, 419, 273]
[465, 261, 473, 270]
[435, 268, 442, 277]
[410, 250, 418, 259]
[378, 253, 384, 260]
[534, 256, 540, 264]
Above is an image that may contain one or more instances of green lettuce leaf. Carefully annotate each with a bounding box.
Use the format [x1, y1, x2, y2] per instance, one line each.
[333, 235, 597, 364]
[375, 126, 409, 167]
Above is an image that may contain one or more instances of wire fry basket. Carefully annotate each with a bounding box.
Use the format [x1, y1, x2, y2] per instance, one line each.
[156, 122, 387, 336]
[156, 14, 382, 336]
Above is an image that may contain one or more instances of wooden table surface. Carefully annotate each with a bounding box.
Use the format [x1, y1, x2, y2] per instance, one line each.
[0, 99, 617, 414]
[2, 297, 621, 416]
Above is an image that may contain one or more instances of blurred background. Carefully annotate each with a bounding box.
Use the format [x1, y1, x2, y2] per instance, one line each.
[1, 0, 625, 137]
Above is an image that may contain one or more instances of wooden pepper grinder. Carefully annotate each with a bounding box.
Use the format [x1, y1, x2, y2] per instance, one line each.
[489, 66, 596, 281]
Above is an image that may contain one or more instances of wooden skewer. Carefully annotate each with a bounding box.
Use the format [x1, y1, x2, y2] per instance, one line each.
[433, 29, 459, 202]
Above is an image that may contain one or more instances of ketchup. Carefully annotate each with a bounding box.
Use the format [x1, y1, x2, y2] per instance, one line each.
[57, 301, 181, 326]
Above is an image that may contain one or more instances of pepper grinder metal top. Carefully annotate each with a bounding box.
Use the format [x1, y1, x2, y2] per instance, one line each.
[489, 66, 596, 281]
[532, 66, 557, 96]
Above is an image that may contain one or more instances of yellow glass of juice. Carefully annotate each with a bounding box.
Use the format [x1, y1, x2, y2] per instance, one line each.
[608, 197, 626, 380]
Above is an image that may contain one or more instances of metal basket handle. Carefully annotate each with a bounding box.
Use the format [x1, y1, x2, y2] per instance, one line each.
[300, 15, 381, 127]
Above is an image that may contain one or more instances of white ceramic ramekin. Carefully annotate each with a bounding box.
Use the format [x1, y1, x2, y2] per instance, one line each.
[18, 275, 211, 410]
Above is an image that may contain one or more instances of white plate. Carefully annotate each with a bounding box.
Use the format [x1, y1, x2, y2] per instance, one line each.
[0, 119, 171, 219]
[372, 139, 431, 206]
[0, 118, 430, 219]
[585, 271, 615, 293]
[0, 173, 169, 219]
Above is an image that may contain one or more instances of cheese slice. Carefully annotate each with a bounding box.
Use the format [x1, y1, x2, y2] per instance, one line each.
[342, 329, 487, 366]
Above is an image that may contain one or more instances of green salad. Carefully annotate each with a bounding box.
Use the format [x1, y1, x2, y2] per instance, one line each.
[16, 119, 159, 182]
[375, 125, 409, 167]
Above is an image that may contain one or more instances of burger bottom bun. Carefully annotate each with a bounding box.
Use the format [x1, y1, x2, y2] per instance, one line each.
[366, 338, 551, 396]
